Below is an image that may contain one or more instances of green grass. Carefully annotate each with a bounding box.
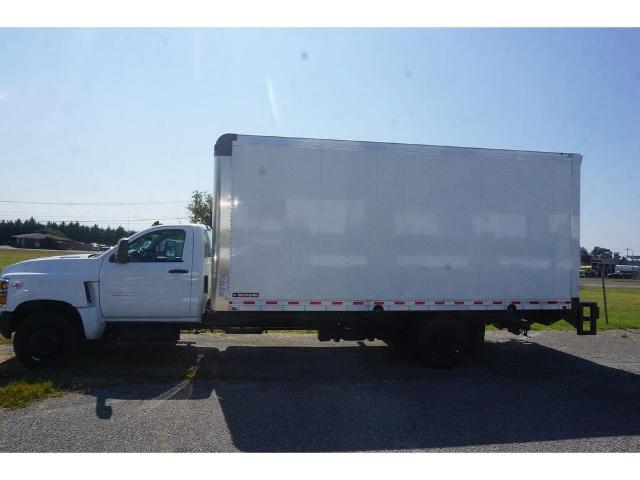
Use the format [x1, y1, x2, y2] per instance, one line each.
[579, 285, 640, 329]
[0, 380, 65, 409]
[526, 285, 639, 331]
[0, 248, 64, 273]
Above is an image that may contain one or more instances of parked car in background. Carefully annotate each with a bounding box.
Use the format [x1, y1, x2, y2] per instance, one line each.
[608, 265, 640, 279]
[608, 272, 632, 279]
[580, 266, 597, 278]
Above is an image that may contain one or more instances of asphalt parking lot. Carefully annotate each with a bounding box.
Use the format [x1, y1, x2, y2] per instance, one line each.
[1, 330, 639, 452]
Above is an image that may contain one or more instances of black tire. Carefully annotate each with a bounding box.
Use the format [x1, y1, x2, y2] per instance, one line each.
[13, 312, 81, 368]
[414, 319, 468, 368]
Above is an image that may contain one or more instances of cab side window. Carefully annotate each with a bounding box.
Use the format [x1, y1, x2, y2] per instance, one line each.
[127, 229, 186, 262]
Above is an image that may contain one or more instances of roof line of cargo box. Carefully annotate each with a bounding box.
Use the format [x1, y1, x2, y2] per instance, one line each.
[214, 133, 581, 158]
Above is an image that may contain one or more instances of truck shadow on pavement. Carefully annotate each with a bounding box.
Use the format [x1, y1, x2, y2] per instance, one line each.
[1, 336, 639, 451]
[202, 340, 640, 451]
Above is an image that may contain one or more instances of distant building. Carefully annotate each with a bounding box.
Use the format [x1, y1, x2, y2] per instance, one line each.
[591, 251, 640, 276]
[591, 253, 615, 277]
[12, 231, 94, 251]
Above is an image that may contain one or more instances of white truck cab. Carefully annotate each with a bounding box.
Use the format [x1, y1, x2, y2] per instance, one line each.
[1, 224, 212, 366]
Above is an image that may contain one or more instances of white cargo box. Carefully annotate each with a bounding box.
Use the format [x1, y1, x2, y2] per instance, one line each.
[212, 135, 580, 313]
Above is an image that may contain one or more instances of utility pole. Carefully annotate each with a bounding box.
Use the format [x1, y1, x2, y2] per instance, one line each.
[601, 260, 609, 326]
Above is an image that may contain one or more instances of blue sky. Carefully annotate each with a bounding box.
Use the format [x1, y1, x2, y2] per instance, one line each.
[0, 28, 638, 253]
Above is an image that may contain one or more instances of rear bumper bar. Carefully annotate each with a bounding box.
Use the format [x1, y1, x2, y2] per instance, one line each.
[573, 299, 599, 335]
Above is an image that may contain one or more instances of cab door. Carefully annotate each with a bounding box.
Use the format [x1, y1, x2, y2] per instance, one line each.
[99, 227, 194, 319]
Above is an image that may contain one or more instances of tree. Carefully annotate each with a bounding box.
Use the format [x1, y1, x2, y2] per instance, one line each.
[0, 218, 135, 246]
[580, 246, 591, 265]
[187, 190, 213, 227]
[590, 246, 612, 258]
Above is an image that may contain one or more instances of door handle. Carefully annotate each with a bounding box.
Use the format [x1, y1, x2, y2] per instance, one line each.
[168, 269, 189, 273]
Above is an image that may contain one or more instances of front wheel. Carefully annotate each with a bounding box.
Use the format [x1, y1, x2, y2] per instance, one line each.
[13, 312, 80, 368]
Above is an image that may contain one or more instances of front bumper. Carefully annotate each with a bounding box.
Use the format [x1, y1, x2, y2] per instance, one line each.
[0, 311, 13, 339]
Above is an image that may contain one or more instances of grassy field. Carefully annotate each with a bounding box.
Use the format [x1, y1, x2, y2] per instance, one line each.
[579, 285, 640, 330]
[0, 248, 69, 273]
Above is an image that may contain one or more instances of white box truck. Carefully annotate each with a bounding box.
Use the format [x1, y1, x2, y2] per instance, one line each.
[0, 134, 598, 368]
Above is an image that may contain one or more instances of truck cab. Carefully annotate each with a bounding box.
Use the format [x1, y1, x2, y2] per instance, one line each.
[0, 224, 212, 367]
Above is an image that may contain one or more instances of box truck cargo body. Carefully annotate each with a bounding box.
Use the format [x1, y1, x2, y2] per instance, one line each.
[0, 134, 599, 368]
[214, 134, 580, 313]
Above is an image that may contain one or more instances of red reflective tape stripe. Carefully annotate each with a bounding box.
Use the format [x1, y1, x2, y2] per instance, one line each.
[353, 301, 364, 305]
[288, 301, 300, 305]
[435, 301, 445, 305]
[310, 301, 321, 305]
[394, 301, 405, 305]
[243, 301, 255, 305]
[374, 301, 384, 305]
[473, 301, 483, 305]
[454, 301, 465, 305]
[511, 301, 521, 305]
[332, 301, 343, 305]
[414, 301, 425, 305]
[492, 301, 503, 304]
[564, 301, 571, 304]
[547, 300, 557, 304]
[266, 301, 277, 305]
[529, 301, 540, 304]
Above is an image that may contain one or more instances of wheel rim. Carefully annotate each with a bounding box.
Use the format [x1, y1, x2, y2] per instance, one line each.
[28, 327, 63, 359]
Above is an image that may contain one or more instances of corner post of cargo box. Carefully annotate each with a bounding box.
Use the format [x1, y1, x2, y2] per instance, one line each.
[211, 133, 237, 314]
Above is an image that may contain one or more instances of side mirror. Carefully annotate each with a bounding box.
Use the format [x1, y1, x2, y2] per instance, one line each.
[116, 239, 129, 264]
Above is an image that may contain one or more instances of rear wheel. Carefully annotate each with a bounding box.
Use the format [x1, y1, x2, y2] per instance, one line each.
[414, 318, 468, 368]
[13, 312, 80, 368]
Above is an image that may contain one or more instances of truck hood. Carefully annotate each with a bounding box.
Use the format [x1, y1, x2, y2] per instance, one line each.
[1, 253, 105, 279]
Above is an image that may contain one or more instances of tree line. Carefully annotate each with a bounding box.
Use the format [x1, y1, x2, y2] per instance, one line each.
[0, 218, 135, 246]
[581, 246, 631, 265]
[0, 190, 210, 247]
